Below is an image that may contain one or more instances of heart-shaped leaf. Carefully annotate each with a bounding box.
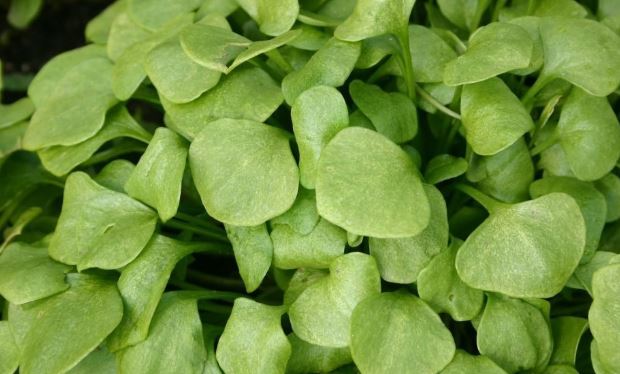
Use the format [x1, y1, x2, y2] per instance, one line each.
[288, 252, 381, 347]
[461, 77, 533, 156]
[49, 172, 158, 270]
[316, 127, 430, 238]
[369, 184, 448, 283]
[456, 192, 586, 298]
[216, 298, 290, 374]
[350, 291, 456, 374]
[291, 85, 349, 189]
[189, 118, 299, 226]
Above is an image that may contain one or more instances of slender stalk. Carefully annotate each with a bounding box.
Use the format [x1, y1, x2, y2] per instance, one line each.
[521, 73, 552, 110]
[530, 133, 559, 156]
[163, 219, 229, 243]
[175, 212, 224, 232]
[187, 270, 247, 291]
[265, 49, 294, 74]
[416, 84, 462, 120]
[82, 143, 146, 166]
[492, 0, 507, 22]
[454, 184, 510, 213]
[398, 28, 416, 101]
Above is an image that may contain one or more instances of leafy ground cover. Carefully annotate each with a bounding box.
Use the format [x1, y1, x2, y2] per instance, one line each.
[1, 0, 620, 373]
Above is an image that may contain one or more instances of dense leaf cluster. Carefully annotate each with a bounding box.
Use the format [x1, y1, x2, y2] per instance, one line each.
[1, 0, 620, 373]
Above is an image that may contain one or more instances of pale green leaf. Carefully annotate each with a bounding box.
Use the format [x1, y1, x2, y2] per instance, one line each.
[283, 267, 328, 307]
[0, 121, 28, 159]
[86, 1, 126, 44]
[94, 159, 136, 192]
[270, 187, 320, 235]
[477, 294, 552, 373]
[461, 78, 533, 155]
[19, 273, 123, 374]
[595, 173, 620, 222]
[589, 263, 620, 373]
[418, 239, 484, 321]
[440, 350, 507, 374]
[455, 193, 586, 298]
[0, 98, 34, 129]
[0, 242, 70, 305]
[334, 0, 415, 41]
[107, 235, 198, 351]
[286, 333, 352, 374]
[163, 66, 282, 140]
[549, 317, 588, 367]
[350, 291, 456, 374]
[566, 251, 617, 295]
[225, 224, 273, 293]
[128, 0, 203, 31]
[7, 0, 42, 29]
[437, 0, 491, 32]
[282, 38, 361, 105]
[292, 85, 349, 189]
[49, 172, 158, 270]
[180, 24, 251, 73]
[425, 154, 468, 184]
[125, 127, 188, 221]
[369, 184, 448, 283]
[107, 12, 153, 61]
[443, 22, 533, 86]
[216, 298, 290, 374]
[189, 118, 299, 226]
[349, 80, 417, 144]
[316, 127, 430, 238]
[0, 322, 19, 374]
[236, 0, 299, 36]
[66, 347, 116, 374]
[289, 252, 381, 347]
[228, 29, 302, 72]
[117, 292, 206, 374]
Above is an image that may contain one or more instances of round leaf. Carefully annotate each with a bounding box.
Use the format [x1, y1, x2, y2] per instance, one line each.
[189, 118, 299, 226]
[316, 127, 430, 238]
[335, 0, 415, 41]
[589, 263, 620, 373]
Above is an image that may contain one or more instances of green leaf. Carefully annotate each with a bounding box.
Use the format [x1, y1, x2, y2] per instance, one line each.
[477, 294, 552, 373]
[316, 127, 430, 238]
[116, 292, 207, 374]
[94, 159, 136, 193]
[19, 273, 123, 374]
[225, 224, 273, 293]
[228, 29, 302, 72]
[408, 25, 457, 82]
[589, 263, 620, 373]
[437, 0, 491, 32]
[145, 39, 222, 104]
[216, 298, 290, 374]
[538, 17, 620, 97]
[7, 0, 42, 29]
[106, 12, 153, 61]
[566, 251, 617, 295]
[66, 347, 116, 374]
[270, 187, 320, 235]
[0, 321, 19, 374]
[418, 239, 484, 321]
[530, 176, 607, 262]
[272, 218, 347, 269]
[461, 78, 533, 155]
[189, 118, 299, 226]
[443, 22, 533, 86]
[282, 38, 361, 105]
[283, 267, 328, 307]
[440, 350, 507, 374]
[0, 121, 28, 159]
[128, 0, 203, 31]
[286, 333, 352, 374]
[0, 206, 43, 252]
[291, 85, 349, 189]
[507, 16, 544, 76]
[549, 317, 588, 367]
[424, 154, 468, 184]
[125, 127, 187, 222]
[0, 98, 34, 129]
[595, 173, 620, 222]
[180, 24, 251, 73]
[236, 0, 299, 36]
[349, 80, 418, 144]
[334, 0, 415, 41]
[0, 242, 70, 305]
[350, 291, 456, 374]
[38, 106, 151, 177]
[163, 66, 283, 140]
[555, 87, 620, 181]
[86, 1, 126, 44]
[455, 193, 586, 298]
[49, 172, 158, 270]
[355, 35, 398, 69]
[288, 252, 381, 347]
[369, 184, 448, 283]
[467, 138, 534, 203]
[107, 235, 198, 351]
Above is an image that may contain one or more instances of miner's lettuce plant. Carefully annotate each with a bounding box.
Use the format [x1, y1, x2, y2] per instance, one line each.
[1, 0, 620, 373]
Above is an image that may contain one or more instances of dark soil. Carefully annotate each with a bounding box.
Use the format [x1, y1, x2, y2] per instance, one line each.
[0, 0, 111, 101]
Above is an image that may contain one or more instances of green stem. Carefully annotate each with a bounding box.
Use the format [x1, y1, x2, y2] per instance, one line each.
[265, 49, 294, 74]
[198, 301, 233, 314]
[186, 242, 231, 256]
[175, 212, 224, 232]
[492, 0, 507, 22]
[82, 143, 146, 166]
[398, 28, 416, 101]
[443, 119, 461, 153]
[163, 219, 229, 243]
[521, 73, 552, 110]
[530, 133, 559, 156]
[454, 184, 510, 213]
[187, 270, 247, 291]
[416, 83, 462, 120]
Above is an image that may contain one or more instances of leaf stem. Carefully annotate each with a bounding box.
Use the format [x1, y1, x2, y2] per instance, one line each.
[397, 28, 416, 101]
[175, 212, 224, 232]
[521, 73, 552, 110]
[163, 219, 229, 243]
[454, 184, 510, 213]
[416, 83, 462, 120]
[187, 270, 247, 291]
[530, 132, 559, 156]
[265, 49, 294, 74]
